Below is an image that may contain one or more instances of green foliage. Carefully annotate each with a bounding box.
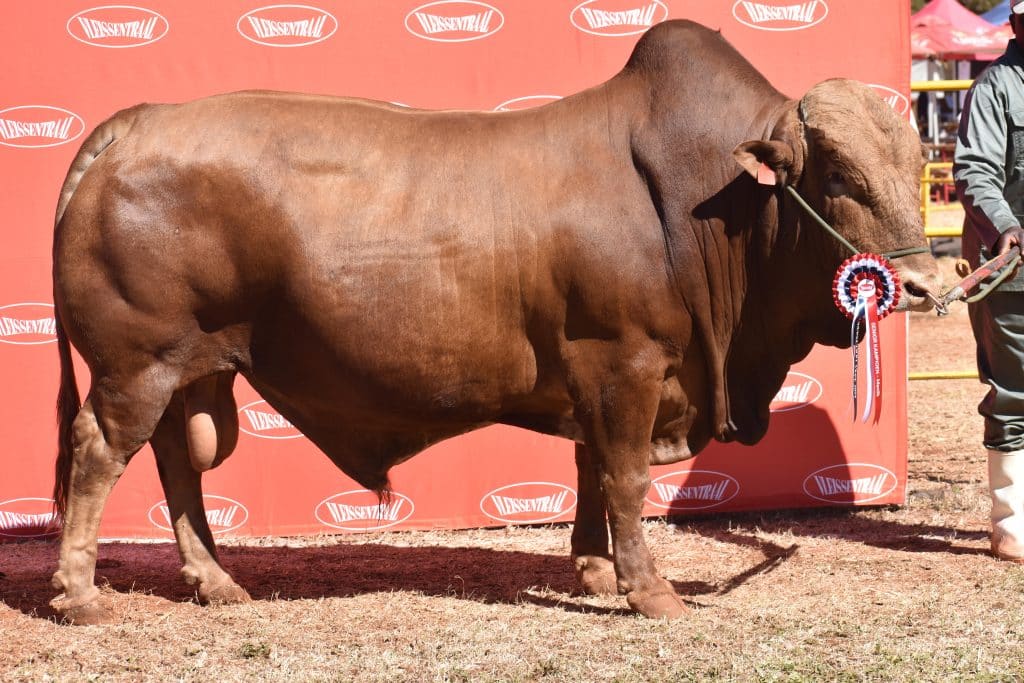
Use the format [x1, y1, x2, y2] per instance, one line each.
[961, 0, 1004, 12]
[912, 0, 1003, 13]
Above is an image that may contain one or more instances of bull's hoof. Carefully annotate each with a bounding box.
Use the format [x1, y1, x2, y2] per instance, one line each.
[573, 555, 618, 596]
[50, 589, 116, 625]
[626, 579, 687, 620]
[198, 581, 252, 606]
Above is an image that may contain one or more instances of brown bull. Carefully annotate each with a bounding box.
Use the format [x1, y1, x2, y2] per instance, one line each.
[50, 20, 941, 623]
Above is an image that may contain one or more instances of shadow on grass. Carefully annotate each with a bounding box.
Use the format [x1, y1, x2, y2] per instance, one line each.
[672, 504, 991, 561]
[0, 503, 993, 622]
[1, 538, 727, 621]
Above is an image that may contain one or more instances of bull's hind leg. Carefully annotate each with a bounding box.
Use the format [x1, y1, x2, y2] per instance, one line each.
[571, 444, 617, 596]
[51, 368, 176, 624]
[150, 386, 250, 606]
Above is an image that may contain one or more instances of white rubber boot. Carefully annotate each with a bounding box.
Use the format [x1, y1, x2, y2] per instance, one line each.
[988, 449, 1024, 563]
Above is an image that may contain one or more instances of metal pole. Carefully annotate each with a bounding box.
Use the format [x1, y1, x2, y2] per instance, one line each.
[909, 370, 978, 380]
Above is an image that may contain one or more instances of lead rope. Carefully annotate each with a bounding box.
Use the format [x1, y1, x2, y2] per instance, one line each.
[786, 174, 1022, 305]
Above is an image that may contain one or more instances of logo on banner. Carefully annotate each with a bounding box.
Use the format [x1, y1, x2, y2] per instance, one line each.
[480, 482, 577, 524]
[237, 4, 338, 47]
[67, 6, 169, 48]
[0, 498, 60, 539]
[0, 106, 85, 149]
[802, 463, 897, 504]
[770, 371, 823, 413]
[315, 490, 415, 531]
[646, 470, 740, 511]
[405, 1, 504, 42]
[0, 303, 57, 345]
[570, 0, 668, 37]
[732, 0, 828, 31]
[148, 494, 249, 534]
[493, 95, 562, 112]
[238, 399, 303, 440]
[868, 84, 911, 118]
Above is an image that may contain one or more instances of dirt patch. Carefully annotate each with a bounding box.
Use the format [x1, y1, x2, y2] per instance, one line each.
[3, 257, 1023, 681]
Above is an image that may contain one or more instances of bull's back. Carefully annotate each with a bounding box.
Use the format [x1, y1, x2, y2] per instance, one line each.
[56, 90, 657, 418]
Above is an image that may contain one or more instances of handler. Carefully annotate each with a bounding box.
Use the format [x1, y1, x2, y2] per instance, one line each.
[954, 0, 1024, 563]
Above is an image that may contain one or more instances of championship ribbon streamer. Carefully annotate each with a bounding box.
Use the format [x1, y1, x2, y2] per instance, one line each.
[833, 254, 900, 423]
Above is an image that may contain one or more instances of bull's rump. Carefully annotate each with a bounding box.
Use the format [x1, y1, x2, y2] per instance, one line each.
[55, 90, 657, 421]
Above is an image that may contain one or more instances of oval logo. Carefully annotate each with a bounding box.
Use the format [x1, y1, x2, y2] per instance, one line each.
[0, 303, 57, 345]
[769, 371, 823, 413]
[237, 399, 304, 440]
[237, 4, 338, 47]
[405, 1, 504, 43]
[315, 490, 415, 532]
[868, 84, 911, 118]
[479, 482, 577, 524]
[492, 95, 562, 112]
[0, 106, 85, 149]
[570, 0, 668, 37]
[67, 5, 169, 48]
[646, 470, 740, 511]
[802, 463, 898, 504]
[731, 0, 828, 32]
[0, 497, 60, 539]
[148, 494, 249, 534]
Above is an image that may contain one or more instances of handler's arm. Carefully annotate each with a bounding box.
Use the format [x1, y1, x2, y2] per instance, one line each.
[954, 80, 1020, 252]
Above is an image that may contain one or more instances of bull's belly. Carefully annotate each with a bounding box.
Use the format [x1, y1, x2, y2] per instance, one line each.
[241, 301, 557, 486]
[245, 292, 543, 425]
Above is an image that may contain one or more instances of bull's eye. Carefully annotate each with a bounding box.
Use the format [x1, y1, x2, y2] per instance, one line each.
[825, 171, 847, 197]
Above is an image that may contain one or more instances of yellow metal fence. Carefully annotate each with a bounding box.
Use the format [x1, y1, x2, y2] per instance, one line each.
[911, 80, 973, 381]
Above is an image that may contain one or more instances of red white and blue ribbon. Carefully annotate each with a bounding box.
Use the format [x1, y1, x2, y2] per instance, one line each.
[833, 254, 900, 423]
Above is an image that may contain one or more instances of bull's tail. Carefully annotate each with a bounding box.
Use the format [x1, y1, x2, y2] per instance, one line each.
[52, 105, 143, 519]
[53, 310, 79, 520]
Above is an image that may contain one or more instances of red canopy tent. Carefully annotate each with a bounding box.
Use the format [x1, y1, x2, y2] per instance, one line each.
[911, 0, 1009, 59]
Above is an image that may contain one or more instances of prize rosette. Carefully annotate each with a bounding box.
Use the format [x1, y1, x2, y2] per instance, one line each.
[832, 253, 901, 424]
[832, 253, 901, 320]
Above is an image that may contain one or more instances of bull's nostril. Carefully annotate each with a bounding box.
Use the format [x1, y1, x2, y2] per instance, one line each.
[904, 282, 926, 298]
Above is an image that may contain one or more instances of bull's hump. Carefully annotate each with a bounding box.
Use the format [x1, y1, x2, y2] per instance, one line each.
[625, 20, 779, 99]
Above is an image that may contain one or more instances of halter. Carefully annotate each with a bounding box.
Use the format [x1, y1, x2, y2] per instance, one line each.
[783, 185, 930, 261]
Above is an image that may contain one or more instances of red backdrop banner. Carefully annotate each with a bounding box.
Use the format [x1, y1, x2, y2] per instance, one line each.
[0, 1, 912, 540]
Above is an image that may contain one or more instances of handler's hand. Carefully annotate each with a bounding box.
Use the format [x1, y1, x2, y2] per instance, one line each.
[995, 226, 1024, 257]
[994, 226, 1024, 280]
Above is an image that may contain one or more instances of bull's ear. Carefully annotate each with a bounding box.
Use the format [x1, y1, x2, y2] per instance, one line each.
[732, 140, 795, 185]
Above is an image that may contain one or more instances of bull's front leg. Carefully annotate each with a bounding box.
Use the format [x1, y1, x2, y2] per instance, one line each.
[571, 443, 616, 595]
[568, 345, 685, 619]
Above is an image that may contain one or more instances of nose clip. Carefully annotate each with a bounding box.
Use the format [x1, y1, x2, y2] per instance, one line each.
[925, 291, 948, 317]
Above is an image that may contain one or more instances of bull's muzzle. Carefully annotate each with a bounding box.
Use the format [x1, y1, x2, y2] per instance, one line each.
[893, 260, 943, 314]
